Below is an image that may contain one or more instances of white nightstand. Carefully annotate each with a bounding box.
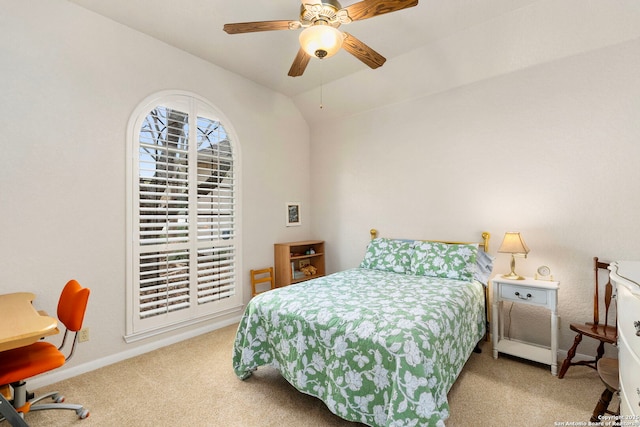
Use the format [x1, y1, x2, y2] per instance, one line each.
[491, 276, 560, 375]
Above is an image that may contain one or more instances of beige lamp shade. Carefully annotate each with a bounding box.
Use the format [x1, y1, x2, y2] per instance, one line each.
[498, 232, 530, 255]
[498, 232, 529, 280]
[299, 24, 344, 59]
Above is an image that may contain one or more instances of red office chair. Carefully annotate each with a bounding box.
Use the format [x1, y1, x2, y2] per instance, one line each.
[0, 279, 90, 420]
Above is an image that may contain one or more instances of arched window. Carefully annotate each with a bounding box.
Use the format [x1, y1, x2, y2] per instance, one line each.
[125, 91, 242, 340]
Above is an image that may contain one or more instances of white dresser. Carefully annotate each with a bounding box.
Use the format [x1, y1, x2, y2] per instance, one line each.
[609, 261, 640, 419]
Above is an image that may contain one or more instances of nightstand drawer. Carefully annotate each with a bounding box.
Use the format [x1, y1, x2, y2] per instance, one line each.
[500, 284, 548, 305]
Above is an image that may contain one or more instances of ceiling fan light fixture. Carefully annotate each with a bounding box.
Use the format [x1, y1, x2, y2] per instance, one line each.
[299, 24, 343, 59]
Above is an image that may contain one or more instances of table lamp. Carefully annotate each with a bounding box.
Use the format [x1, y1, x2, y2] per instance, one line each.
[498, 232, 529, 280]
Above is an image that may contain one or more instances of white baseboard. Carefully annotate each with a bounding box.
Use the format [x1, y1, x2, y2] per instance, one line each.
[27, 315, 242, 390]
[556, 349, 594, 363]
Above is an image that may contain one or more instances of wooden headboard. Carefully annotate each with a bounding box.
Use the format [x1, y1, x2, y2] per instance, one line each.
[369, 228, 491, 252]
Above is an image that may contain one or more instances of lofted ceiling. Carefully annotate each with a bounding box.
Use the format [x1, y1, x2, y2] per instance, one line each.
[68, 0, 541, 98]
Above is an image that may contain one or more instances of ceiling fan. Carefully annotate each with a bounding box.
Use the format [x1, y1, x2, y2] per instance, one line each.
[223, 0, 419, 77]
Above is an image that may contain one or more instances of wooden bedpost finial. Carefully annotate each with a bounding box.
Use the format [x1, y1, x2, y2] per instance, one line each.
[370, 229, 377, 240]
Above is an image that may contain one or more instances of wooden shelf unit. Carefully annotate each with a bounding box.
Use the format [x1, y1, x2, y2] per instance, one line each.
[274, 240, 325, 287]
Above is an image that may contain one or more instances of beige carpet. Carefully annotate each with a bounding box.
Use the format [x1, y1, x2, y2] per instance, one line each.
[4, 324, 611, 426]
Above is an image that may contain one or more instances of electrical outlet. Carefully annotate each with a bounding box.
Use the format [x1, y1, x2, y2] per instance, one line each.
[78, 327, 90, 343]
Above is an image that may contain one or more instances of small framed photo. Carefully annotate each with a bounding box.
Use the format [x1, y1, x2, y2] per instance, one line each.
[286, 202, 301, 227]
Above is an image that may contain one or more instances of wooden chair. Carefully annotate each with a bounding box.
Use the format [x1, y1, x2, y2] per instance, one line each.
[250, 267, 275, 297]
[558, 257, 617, 379]
[590, 357, 619, 422]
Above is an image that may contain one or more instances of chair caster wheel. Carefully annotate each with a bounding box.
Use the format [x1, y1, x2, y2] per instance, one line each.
[53, 394, 65, 403]
[77, 408, 90, 419]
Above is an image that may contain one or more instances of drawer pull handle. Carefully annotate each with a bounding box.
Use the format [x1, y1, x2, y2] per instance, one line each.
[514, 291, 532, 300]
[634, 321, 640, 337]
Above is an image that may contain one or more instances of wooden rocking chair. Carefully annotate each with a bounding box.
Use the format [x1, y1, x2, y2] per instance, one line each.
[558, 257, 617, 379]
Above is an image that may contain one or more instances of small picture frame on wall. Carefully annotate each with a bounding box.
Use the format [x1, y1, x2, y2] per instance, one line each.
[286, 202, 301, 227]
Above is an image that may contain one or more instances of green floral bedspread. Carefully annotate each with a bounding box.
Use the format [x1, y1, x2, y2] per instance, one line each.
[232, 268, 486, 427]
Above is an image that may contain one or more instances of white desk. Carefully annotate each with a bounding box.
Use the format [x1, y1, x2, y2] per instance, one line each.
[491, 276, 560, 375]
[0, 292, 58, 352]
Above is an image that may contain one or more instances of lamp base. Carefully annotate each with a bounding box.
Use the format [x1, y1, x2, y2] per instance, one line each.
[502, 272, 525, 280]
[502, 254, 525, 280]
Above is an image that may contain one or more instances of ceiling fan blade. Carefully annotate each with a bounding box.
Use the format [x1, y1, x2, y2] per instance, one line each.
[344, 0, 418, 22]
[342, 32, 386, 69]
[288, 48, 312, 77]
[223, 20, 300, 34]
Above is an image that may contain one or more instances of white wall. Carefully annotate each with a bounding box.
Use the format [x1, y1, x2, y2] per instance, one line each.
[0, 0, 312, 385]
[310, 34, 640, 356]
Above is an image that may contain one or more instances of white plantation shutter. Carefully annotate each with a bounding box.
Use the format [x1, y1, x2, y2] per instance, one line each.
[194, 114, 236, 306]
[127, 92, 241, 337]
[139, 248, 190, 318]
[197, 246, 236, 303]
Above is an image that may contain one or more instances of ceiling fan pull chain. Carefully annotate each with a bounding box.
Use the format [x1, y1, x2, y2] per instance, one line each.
[319, 63, 324, 109]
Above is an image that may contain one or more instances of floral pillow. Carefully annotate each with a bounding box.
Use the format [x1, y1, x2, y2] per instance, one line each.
[410, 241, 479, 281]
[360, 238, 413, 274]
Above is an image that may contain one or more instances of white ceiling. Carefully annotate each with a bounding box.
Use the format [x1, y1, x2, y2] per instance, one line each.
[68, 0, 541, 98]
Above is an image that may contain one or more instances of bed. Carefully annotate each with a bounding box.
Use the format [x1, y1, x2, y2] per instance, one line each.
[232, 230, 493, 427]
